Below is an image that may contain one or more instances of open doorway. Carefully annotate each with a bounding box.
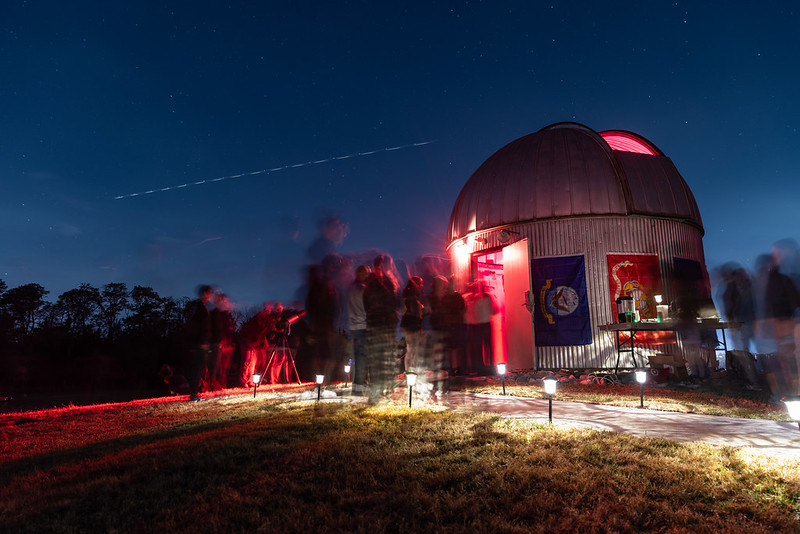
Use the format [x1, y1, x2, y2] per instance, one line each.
[474, 249, 506, 367]
[471, 239, 534, 370]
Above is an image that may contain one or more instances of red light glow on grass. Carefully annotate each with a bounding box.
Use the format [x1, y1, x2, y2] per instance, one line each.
[0, 383, 314, 425]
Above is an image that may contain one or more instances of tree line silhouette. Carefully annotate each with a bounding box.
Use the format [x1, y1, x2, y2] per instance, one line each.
[0, 280, 194, 397]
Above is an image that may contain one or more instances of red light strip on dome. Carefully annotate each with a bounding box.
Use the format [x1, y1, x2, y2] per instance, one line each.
[600, 132, 658, 155]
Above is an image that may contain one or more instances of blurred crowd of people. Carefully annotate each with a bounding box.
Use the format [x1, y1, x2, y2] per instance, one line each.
[177, 252, 501, 404]
[714, 238, 800, 400]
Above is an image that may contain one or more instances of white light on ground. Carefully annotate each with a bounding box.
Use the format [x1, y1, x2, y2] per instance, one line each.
[406, 372, 417, 407]
[784, 397, 800, 431]
[316, 374, 324, 402]
[543, 377, 558, 424]
[543, 377, 558, 395]
[635, 370, 647, 408]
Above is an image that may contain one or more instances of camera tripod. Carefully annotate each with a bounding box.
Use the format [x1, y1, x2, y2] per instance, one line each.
[258, 327, 302, 384]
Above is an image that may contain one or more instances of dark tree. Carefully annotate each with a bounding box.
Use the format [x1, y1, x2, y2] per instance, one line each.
[160, 296, 189, 337]
[96, 283, 129, 341]
[125, 285, 164, 334]
[2, 283, 49, 338]
[0, 279, 10, 340]
[56, 284, 101, 336]
[39, 300, 68, 330]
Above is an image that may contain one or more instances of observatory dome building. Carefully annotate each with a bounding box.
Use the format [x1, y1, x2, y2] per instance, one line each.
[446, 122, 710, 370]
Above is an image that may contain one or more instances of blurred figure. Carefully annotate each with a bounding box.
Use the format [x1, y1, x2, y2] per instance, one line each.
[347, 265, 371, 395]
[772, 238, 800, 395]
[209, 292, 236, 390]
[753, 254, 778, 356]
[363, 253, 400, 403]
[305, 263, 339, 382]
[238, 303, 273, 387]
[307, 214, 350, 265]
[671, 275, 708, 379]
[424, 275, 459, 400]
[721, 263, 756, 352]
[272, 302, 285, 324]
[158, 364, 189, 396]
[465, 279, 499, 376]
[442, 278, 468, 377]
[764, 247, 800, 396]
[185, 285, 214, 402]
[772, 238, 800, 284]
[400, 276, 424, 372]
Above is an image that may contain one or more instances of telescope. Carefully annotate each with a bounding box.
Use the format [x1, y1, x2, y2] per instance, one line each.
[285, 310, 306, 325]
[259, 310, 305, 385]
[276, 310, 306, 331]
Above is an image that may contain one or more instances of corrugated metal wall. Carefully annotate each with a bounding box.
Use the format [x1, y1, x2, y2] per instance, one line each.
[447, 215, 707, 370]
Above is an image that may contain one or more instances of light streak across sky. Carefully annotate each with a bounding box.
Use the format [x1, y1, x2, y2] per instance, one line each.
[113, 140, 437, 200]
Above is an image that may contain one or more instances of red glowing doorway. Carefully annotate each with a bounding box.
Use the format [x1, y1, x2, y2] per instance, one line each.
[472, 238, 534, 370]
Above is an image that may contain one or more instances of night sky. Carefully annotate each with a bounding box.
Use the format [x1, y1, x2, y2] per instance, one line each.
[2, 2, 799, 310]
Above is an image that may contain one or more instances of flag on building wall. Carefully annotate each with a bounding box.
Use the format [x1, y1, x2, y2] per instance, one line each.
[607, 254, 662, 320]
[532, 255, 592, 346]
[607, 254, 673, 344]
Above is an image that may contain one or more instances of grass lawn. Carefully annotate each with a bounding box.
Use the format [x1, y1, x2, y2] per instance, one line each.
[2, 385, 799, 533]
[454, 375, 793, 421]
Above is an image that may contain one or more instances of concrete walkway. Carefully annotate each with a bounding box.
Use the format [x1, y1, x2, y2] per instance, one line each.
[443, 392, 800, 460]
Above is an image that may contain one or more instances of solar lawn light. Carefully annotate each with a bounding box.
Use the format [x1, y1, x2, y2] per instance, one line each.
[406, 372, 417, 408]
[344, 361, 351, 388]
[635, 369, 647, 408]
[316, 374, 324, 402]
[784, 396, 800, 431]
[543, 377, 558, 424]
[252, 373, 262, 398]
[497, 363, 507, 395]
[654, 294, 668, 322]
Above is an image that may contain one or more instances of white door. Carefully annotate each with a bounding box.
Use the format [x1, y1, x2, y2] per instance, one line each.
[503, 238, 534, 369]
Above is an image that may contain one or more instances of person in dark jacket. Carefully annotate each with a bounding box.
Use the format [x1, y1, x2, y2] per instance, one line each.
[764, 260, 800, 396]
[721, 264, 756, 352]
[442, 280, 467, 377]
[185, 285, 214, 402]
[347, 265, 371, 394]
[363, 254, 400, 403]
[400, 276, 424, 373]
[209, 292, 236, 390]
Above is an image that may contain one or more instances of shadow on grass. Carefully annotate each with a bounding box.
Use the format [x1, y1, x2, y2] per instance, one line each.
[0, 398, 303, 479]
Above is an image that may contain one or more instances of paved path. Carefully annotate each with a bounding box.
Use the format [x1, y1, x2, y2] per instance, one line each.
[443, 392, 800, 460]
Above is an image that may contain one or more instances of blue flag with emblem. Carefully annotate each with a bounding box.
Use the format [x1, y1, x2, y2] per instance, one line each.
[532, 255, 592, 346]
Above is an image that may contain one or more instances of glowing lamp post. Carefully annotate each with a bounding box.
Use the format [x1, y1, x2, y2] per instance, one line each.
[543, 377, 558, 424]
[784, 396, 800, 431]
[316, 374, 324, 402]
[497, 363, 507, 395]
[406, 372, 417, 408]
[655, 294, 668, 322]
[344, 361, 351, 388]
[252, 373, 261, 398]
[635, 369, 647, 408]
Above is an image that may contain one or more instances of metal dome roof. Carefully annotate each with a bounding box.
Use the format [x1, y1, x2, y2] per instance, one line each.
[448, 122, 703, 241]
